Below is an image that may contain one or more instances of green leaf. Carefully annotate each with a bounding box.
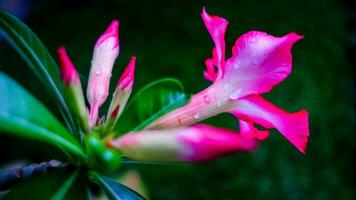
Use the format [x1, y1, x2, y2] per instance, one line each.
[51, 170, 79, 200]
[6, 168, 89, 200]
[93, 173, 146, 200]
[0, 72, 86, 160]
[115, 78, 189, 135]
[0, 9, 76, 134]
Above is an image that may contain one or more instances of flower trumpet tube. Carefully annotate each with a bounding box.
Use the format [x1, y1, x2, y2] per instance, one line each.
[106, 56, 136, 130]
[108, 125, 258, 162]
[87, 20, 120, 128]
[146, 8, 309, 154]
[58, 47, 89, 132]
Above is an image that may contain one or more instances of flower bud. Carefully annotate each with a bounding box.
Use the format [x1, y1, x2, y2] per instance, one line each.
[108, 125, 258, 162]
[106, 56, 136, 130]
[87, 20, 120, 127]
[58, 47, 89, 132]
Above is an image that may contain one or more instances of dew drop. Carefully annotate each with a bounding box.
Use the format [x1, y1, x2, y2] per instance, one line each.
[229, 89, 242, 99]
[234, 60, 241, 69]
[95, 69, 102, 75]
[203, 95, 211, 103]
[217, 101, 222, 107]
[193, 113, 200, 119]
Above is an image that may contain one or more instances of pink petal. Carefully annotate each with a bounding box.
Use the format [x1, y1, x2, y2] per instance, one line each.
[106, 57, 136, 126]
[201, 7, 228, 82]
[117, 56, 136, 91]
[238, 119, 270, 140]
[95, 20, 119, 48]
[57, 47, 79, 85]
[224, 31, 303, 99]
[87, 20, 120, 127]
[230, 95, 309, 154]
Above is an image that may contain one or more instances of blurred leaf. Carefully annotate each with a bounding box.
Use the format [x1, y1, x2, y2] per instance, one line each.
[115, 78, 189, 135]
[0, 72, 86, 160]
[0, 9, 76, 134]
[94, 173, 146, 200]
[6, 168, 88, 200]
[117, 170, 149, 199]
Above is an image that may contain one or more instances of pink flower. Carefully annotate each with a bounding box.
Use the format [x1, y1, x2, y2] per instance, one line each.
[146, 8, 309, 154]
[87, 20, 120, 127]
[108, 125, 258, 162]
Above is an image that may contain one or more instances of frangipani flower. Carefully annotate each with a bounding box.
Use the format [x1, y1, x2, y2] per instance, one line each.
[145, 8, 310, 154]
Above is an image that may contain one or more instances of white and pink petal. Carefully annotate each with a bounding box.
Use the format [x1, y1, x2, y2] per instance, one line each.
[87, 20, 120, 127]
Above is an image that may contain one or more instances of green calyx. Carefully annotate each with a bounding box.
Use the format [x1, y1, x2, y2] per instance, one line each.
[85, 131, 121, 174]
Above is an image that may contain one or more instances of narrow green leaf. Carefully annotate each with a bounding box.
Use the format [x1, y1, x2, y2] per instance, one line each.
[92, 172, 146, 200]
[6, 168, 89, 200]
[115, 78, 189, 135]
[0, 9, 76, 134]
[51, 170, 79, 200]
[0, 72, 86, 160]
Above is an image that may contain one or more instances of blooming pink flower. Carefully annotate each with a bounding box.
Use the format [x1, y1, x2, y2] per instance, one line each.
[87, 20, 120, 127]
[109, 125, 258, 162]
[146, 8, 309, 154]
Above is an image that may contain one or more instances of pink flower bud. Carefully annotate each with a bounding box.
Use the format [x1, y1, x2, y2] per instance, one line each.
[108, 125, 258, 162]
[106, 57, 136, 127]
[117, 56, 136, 91]
[58, 47, 79, 85]
[57, 47, 89, 131]
[87, 20, 120, 127]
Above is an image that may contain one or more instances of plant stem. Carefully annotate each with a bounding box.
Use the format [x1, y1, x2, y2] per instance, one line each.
[0, 160, 66, 191]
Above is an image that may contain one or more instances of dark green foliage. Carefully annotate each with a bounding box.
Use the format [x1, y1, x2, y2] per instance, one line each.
[6, 168, 88, 200]
[94, 173, 146, 200]
[115, 78, 189, 135]
[0, 9, 76, 134]
[0, 72, 85, 160]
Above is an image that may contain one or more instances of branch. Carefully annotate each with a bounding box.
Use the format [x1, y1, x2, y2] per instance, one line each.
[0, 160, 65, 191]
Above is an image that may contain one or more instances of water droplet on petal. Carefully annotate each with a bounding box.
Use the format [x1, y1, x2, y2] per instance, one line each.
[217, 101, 222, 107]
[233, 60, 241, 69]
[229, 89, 242, 99]
[193, 113, 200, 119]
[95, 69, 102, 75]
[203, 95, 211, 103]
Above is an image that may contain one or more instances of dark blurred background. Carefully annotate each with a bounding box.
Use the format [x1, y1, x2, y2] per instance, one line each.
[0, 0, 355, 199]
